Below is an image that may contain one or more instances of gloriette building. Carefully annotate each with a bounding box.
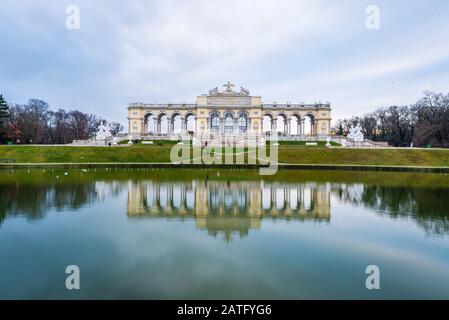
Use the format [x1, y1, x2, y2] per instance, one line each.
[127, 82, 332, 142]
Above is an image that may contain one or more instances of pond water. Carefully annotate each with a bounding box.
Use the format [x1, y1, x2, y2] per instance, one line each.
[0, 168, 448, 299]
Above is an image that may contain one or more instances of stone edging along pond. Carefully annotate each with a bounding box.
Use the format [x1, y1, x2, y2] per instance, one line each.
[0, 162, 448, 173]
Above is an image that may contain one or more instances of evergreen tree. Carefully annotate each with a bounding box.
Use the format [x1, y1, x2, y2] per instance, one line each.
[337, 124, 344, 136]
[0, 94, 9, 122]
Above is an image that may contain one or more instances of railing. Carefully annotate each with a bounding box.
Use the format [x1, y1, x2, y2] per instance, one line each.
[129, 103, 196, 108]
[262, 103, 331, 109]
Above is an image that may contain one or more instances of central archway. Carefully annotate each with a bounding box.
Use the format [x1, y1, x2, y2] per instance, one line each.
[210, 112, 220, 133]
[224, 112, 234, 134]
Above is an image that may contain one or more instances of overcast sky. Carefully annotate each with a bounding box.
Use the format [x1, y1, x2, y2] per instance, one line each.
[1, 0, 449, 123]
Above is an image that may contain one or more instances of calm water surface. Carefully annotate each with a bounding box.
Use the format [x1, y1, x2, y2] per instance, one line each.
[0, 168, 448, 299]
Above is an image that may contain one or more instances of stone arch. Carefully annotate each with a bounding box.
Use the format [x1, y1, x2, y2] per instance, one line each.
[170, 112, 182, 134]
[304, 113, 316, 136]
[143, 112, 155, 134]
[262, 113, 274, 133]
[209, 110, 221, 117]
[237, 110, 248, 117]
[238, 112, 249, 133]
[156, 112, 169, 134]
[185, 112, 196, 133]
[291, 113, 302, 136]
[276, 113, 288, 135]
[210, 111, 220, 133]
[224, 112, 234, 133]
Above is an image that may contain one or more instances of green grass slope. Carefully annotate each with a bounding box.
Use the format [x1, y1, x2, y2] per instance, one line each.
[0, 145, 448, 167]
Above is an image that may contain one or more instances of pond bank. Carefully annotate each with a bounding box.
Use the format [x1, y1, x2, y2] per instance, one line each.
[1, 162, 448, 173]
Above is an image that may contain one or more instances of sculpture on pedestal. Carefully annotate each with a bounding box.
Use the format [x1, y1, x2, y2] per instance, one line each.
[348, 125, 364, 142]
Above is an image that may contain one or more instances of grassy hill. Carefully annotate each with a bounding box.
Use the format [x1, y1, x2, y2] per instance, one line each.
[0, 145, 448, 167]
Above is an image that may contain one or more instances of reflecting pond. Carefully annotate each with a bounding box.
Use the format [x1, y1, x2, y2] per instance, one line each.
[0, 168, 448, 299]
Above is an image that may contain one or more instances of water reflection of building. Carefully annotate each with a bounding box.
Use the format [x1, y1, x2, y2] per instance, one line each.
[127, 180, 331, 240]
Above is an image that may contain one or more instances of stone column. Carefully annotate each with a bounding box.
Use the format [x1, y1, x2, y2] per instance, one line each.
[287, 118, 291, 136]
[272, 118, 278, 135]
[181, 117, 186, 134]
[154, 117, 159, 135]
[233, 117, 238, 134]
[300, 119, 305, 135]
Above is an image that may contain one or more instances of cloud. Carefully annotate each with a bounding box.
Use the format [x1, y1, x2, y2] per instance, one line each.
[0, 0, 448, 123]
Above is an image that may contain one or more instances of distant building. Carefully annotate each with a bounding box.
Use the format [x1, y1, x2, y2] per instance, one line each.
[127, 82, 332, 142]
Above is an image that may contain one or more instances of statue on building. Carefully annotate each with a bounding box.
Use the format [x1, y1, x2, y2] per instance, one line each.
[223, 81, 235, 93]
[240, 86, 250, 96]
[209, 87, 219, 96]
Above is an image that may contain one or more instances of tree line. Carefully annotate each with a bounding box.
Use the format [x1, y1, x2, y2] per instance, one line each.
[334, 91, 449, 147]
[0, 95, 123, 144]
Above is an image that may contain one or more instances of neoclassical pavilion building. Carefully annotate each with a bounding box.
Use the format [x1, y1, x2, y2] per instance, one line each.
[127, 82, 332, 141]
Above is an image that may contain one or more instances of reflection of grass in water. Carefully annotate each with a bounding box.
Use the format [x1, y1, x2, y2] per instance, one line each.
[1, 168, 448, 189]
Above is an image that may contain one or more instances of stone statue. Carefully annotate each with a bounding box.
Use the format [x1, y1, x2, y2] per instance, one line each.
[348, 125, 364, 142]
[95, 123, 110, 140]
[208, 87, 219, 96]
[240, 86, 250, 96]
[223, 81, 235, 93]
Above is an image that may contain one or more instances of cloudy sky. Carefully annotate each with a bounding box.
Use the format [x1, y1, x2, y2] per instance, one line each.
[1, 0, 449, 123]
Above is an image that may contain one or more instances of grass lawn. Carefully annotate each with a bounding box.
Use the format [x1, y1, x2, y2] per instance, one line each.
[0, 145, 448, 167]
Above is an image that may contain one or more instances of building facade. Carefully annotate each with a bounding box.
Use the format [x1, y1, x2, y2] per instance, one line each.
[127, 82, 332, 140]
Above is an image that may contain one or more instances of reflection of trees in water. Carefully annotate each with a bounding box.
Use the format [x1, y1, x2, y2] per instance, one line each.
[334, 184, 449, 235]
[0, 181, 125, 225]
[2, 176, 448, 236]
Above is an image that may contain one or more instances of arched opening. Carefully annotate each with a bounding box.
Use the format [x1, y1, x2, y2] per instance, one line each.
[224, 113, 234, 134]
[304, 114, 316, 136]
[171, 113, 182, 134]
[157, 113, 169, 135]
[210, 112, 220, 133]
[186, 113, 196, 133]
[276, 114, 287, 135]
[291, 114, 301, 136]
[238, 113, 248, 133]
[144, 113, 155, 134]
[169, 113, 182, 133]
[263, 114, 273, 134]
